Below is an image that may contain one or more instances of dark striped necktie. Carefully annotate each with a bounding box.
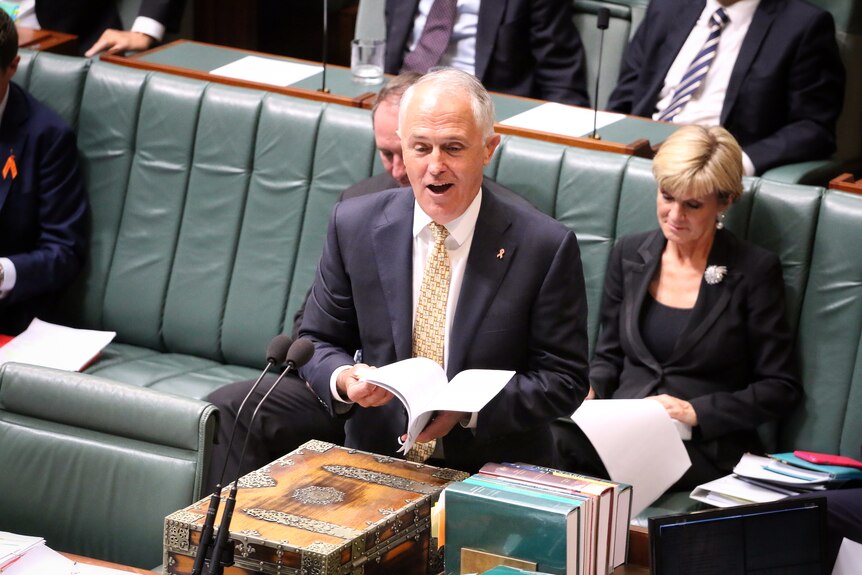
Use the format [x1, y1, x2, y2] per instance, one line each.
[402, 0, 459, 74]
[658, 8, 730, 122]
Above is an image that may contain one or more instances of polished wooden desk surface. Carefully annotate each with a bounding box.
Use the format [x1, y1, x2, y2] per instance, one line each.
[102, 40, 677, 159]
[17, 26, 78, 55]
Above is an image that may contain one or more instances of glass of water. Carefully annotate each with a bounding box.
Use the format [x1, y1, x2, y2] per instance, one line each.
[351, 39, 385, 84]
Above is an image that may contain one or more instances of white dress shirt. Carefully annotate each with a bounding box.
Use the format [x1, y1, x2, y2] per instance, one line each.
[653, 0, 760, 175]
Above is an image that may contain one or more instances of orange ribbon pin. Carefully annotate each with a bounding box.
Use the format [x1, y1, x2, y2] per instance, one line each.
[2, 153, 17, 180]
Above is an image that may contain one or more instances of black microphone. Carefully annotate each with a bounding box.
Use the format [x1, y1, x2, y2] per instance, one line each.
[206, 338, 315, 575]
[590, 8, 611, 140]
[191, 334, 292, 575]
[319, 0, 330, 93]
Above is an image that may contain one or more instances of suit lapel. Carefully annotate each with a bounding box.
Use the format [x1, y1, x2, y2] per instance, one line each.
[621, 231, 665, 374]
[371, 192, 415, 362]
[722, 0, 779, 122]
[474, 0, 506, 82]
[667, 230, 740, 362]
[0, 85, 30, 214]
[642, 0, 704, 111]
[386, 0, 422, 71]
[447, 191, 513, 377]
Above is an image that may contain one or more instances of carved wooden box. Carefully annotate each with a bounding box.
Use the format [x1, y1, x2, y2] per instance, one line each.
[163, 440, 468, 575]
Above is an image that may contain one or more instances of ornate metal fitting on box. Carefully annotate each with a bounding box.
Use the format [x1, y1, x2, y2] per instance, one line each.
[245, 508, 364, 540]
[238, 466, 278, 489]
[292, 485, 345, 506]
[323, 465, 437, 494]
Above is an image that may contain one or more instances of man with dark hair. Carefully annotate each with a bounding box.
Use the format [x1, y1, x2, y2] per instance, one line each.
[0, 9, 88, 336]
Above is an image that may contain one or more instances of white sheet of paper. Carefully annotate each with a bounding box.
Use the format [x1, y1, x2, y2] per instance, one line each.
[689, 474, 788, 507]
[3, 542, 73, 575]
[832, 537, 862, 575]
[210, 56, 322, 87]
[0, 318, 116, 372]
[571, 399, 691, 515]
[499, 102, 625, 138]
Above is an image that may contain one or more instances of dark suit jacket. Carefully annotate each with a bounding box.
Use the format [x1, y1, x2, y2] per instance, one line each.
[590, 229, 801, 470]
[0, 83, 88, 335]
[35, 0, 185, 53]
[384, 0, 589, 106]
[606, 0, 845, 175]
[300, 187, 590, 472]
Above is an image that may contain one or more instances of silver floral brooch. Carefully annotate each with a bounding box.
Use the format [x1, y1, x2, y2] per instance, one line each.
[704, 265, 728, 285]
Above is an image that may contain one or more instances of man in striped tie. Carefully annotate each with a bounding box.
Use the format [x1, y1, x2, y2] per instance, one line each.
[607, 0, 844, 176]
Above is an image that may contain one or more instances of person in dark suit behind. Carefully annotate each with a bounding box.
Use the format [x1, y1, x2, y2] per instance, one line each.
[384, 0, 589, 106]
[555, 125, 802, 489]
[0, 10, 88, 336]
[8, 0, 185, 56]
[606, 0, 845, 176]
[300, 67, 590, 473]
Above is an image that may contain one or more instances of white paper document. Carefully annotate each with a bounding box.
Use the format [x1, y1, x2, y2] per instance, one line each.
[0, 318, 116, 372]
[689, 474, 789, 507]
[499, 103, 625, 138]
[571, 399, 691, 515]
[356, 357, 514, 454]
[832, 538, 862, 575]
[733, 453, 830, 487]
[210, 56, 322, 87]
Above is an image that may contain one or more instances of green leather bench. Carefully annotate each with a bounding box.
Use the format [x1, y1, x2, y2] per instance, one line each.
[0, 363, 217, 568]
[11, 51, 862, 506]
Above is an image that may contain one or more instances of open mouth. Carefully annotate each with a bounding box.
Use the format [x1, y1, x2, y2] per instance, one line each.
[427, 183, 453, 194]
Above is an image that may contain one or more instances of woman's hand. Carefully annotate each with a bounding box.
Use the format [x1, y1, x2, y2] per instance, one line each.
[647, 394, 698, 426]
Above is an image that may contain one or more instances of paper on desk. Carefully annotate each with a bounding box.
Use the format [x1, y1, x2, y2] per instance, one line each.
[0, 318, 115, 372]
[689, 474, 788, 508]
[832, 538, 862, 575]
[210, 56, 322, 87]
[2, 541, 70, 575]
[498, 103, 625, 138]
[571, 399, 691, 515]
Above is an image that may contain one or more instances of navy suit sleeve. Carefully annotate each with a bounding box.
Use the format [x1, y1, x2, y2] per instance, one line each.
[741, 10, 844, 173]
[475, 228, 590, 439]
[588, 239, 626, 397]
[527, 0, 590, 106]
[688, 252, 801, 440]
[6, 124, 87, 304]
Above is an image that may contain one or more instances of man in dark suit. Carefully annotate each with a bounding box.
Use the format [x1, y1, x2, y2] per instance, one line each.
[607, 0, 845, 175]
[0, 11, 88, 335]
[384, 0, 589, 106]
[204, 72, 536, 492]
[300, 68, 589, 472]
[12, 0, 185, 56]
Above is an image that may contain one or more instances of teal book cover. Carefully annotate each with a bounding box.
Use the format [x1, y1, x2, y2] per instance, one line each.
[771, 452, 862, 480]
[444, 480, 582, 575]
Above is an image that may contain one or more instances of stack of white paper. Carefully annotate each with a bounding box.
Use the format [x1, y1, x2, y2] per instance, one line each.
[0, 318, 116, 372]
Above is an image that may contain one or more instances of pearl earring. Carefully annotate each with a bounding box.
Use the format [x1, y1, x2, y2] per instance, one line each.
[716, 212, 726, 230]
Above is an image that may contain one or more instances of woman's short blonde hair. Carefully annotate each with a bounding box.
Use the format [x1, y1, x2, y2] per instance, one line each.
[652, 125, 744, 205]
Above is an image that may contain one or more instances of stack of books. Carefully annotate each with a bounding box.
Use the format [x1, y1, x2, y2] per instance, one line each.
[443, 463, 632, 575]
[691, 451, 862, 507]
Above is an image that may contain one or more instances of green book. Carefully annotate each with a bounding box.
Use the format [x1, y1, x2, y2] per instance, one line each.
[444, 480, 583, 575]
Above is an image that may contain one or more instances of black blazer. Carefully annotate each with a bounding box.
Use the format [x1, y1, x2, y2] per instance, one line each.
[300, 187, 590, 473]
[384, 0, 589, 106]
[35, 0, 185, 53]
[590, 229, 801, 470]
[606, 0, 845, 175]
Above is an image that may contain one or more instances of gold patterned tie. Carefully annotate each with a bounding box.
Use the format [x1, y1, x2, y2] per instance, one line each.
[406, 222, 450, 463]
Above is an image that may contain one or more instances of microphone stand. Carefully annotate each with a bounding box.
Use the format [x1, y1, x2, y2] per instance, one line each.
[206, 339, 315, 575]
[191, 335, 292, 575]
[590, 8, 611, 140]
[319, 0, 330, 93]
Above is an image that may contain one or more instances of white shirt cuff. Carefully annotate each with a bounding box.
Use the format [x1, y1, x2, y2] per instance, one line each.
[741, 152, 756, 177]
[131, 16, 165, 42]
[460, 412, 478, 429]
[0, 257, 17, 298]
[330, 365, 355, 404]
